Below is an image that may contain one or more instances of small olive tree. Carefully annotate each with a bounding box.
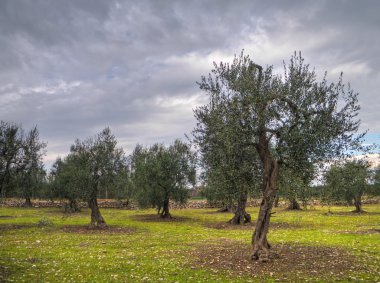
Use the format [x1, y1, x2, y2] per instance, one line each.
[54, 128, 127, 226]
[324, 159, 371, 212]
[16, 127, 47, 207]
[0, 121, 24, 197]
[130, 139, 196, 218]
[49, 156, 82, 212]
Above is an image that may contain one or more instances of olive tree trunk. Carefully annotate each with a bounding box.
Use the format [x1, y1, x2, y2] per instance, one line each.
[23, 197, 32, 207]
[274, 196, 280, 208]
[217, 202, 235, 213]
[287, 198, 301, 210]
[353, 195, 363, 213]
[88, 197, 106, 227]
[229, 191, 251, 224]
[251, 157, 279, 262]
[65, 198, 80, 213]
[160, 198, 171, 218]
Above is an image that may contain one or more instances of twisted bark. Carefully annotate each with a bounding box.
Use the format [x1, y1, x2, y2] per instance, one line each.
[88, 197, 106, 227]
[160, 198, 171, 218]
[251, 158, 278, 262]
[229, 191, 251, 224]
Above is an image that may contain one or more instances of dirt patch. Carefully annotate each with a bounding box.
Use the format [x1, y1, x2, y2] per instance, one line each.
[0, 224, 35, 231]
[131, 214, 191, 223]
[0, 265, 11, 282]
[355, 229, 380, 235]
[61, 225, 137, 234]
[339, 228, 380, 235]
[205, 221, 299, 230]
[324, 211, 380, 216]
[189, 239, 368, 281]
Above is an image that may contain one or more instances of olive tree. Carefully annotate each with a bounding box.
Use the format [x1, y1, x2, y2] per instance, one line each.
[16, 127, 47, 207]
[194, 51, 363, 262]
[278, 163, 315, 210]
[49, 156, 82, 212]
[324, 159, 370, 212]
[0, 121, 24, 197]
[56, 128, 127, 226]
[130, 139, 196, 218]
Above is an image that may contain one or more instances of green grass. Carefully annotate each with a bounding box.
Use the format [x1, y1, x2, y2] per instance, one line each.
[1, 204, 380, 282]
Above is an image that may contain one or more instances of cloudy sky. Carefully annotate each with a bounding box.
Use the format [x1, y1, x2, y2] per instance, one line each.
[1, 0, 379, 169]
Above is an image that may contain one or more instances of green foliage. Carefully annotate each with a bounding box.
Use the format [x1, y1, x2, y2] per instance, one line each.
[0, 121, 24, 197]
[0, 122, 46, 201]
[198, 51, 363, 166]
[15, 127, 47, 203]
[130, 139, 196, 215]
[193, 83, 262, 207]
[278, 164, 315, 207]
[53, 128, 127, 201]
[373, 164, 380, 194]
[324, 159, 370, 211]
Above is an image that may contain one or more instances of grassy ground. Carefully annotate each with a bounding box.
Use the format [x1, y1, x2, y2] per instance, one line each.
[0, 204, 379, 282]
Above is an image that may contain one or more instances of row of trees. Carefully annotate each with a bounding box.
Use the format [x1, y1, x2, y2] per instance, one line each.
[201, 159, 379, 213]
[1, 123, 197, 226]
[49, 129, 196, 227]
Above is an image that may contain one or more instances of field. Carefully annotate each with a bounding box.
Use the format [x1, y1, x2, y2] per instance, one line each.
[1, 204, 380, 282]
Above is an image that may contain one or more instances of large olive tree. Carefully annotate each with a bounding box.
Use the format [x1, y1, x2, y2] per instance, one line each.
[194, 51, 364, 262]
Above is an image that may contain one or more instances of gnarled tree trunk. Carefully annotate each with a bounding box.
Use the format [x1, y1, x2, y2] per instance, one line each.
[287, 198, 301, 210]
[229, 191, 251, 224]
[88, 197, 106, 227]
[65, 198, 80, 213]
[217, 202, 235, 213]
[353, 195, 363, 213]
[251, 157, 278, 262]
[160, 198, 171, 218]
[274, 196, 279, 207]
[23, 197, 32, 207]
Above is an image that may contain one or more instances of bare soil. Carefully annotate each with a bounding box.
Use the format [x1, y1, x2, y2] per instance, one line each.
[205, 221, 299, 230]
[189, 239, 368, 281]
[0, 224, 35, 231]
[338, 228, 380, 235]
[61, 225, 137, 234]
[131, 214, 191, 222]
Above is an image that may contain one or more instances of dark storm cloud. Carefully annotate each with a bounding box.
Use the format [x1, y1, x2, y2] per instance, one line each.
[0, 0, 379, 168]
